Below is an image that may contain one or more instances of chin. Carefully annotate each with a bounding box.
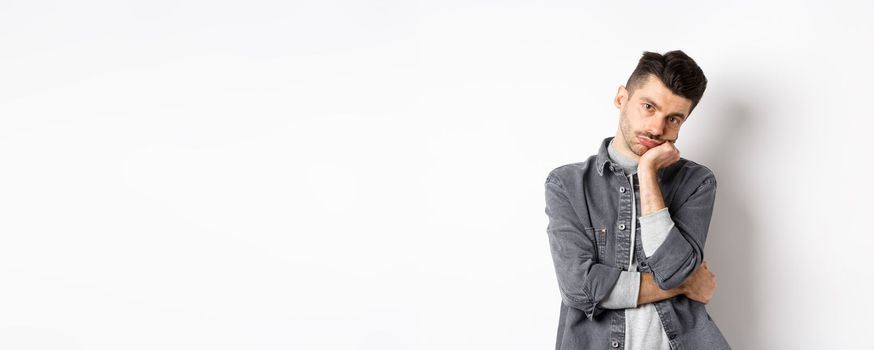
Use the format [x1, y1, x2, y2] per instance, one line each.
[633, 145, 648, 156]
[634, 145, 650, 157]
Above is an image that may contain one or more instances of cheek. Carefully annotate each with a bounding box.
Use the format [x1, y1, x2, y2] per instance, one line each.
[622, 117, 637, 133]
[628, 116, 645, 131]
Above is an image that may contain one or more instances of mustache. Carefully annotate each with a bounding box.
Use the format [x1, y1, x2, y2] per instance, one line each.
[638, 133, 677, 143]
[638, 133, 663, 142]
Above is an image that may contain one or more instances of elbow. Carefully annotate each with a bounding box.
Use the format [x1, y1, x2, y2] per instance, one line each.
[558, 287, 602, 320]
[647, 248, 702, 291]
[653, 271, 687, 291]
[642, 227, 704, 291]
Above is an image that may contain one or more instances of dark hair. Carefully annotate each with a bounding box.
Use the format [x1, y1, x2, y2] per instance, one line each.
[625, 50, 707, 114]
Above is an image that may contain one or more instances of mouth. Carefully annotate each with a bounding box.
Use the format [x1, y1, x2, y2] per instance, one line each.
[637, 136, 663, 148]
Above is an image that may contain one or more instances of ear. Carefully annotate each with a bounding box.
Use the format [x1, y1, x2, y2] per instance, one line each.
[614, 85, 628, 109]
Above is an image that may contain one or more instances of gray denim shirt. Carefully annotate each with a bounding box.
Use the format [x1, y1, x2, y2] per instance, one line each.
[544, 136, 731, 350]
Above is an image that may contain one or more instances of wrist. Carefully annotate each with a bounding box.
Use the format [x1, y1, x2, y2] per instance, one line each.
[637, 162, 658, 175]
[676, 282, 688, 295]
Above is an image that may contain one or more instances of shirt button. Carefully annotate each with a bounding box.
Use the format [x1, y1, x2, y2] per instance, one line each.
[611, 339, 620, 348]
[619, 186, 626, 193]
[619, 224, 626, 230]
[640, 260, 648, 268]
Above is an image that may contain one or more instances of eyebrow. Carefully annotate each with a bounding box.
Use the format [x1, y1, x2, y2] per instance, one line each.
[641, 97, 686, 119]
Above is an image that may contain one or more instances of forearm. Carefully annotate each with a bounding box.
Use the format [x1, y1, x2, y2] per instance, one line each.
[603, 271, 685, 309]
[637, 272, 685, 305]
[637, 166, 684, 303]
[637, 165, 675, 257]
[637, 166, 665, 216]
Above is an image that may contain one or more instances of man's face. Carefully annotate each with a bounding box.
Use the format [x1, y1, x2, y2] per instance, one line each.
[614, 74, 693, 158]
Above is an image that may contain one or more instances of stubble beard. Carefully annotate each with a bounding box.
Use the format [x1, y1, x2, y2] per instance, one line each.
[619, 110, 645, 157]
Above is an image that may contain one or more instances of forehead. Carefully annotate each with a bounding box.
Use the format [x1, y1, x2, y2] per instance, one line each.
[631, 74, 692, 114]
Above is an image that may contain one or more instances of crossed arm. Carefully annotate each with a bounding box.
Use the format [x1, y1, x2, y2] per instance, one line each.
[635, 255, 716, 307]
[637, 166, 717, 306]
[544, 169, 717, 319]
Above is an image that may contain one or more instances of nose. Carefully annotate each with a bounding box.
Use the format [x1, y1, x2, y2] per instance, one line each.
[646, 115, 666, 137]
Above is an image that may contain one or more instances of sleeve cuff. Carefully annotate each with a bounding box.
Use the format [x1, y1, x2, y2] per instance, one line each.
[600, 271, 641, 309]
[639, 207, 675, 257]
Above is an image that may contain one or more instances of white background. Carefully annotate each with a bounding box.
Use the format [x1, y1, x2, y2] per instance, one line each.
[1, 1, 872, 349]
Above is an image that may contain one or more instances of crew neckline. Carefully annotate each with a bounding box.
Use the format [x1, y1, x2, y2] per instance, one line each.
[607, 138, 639, 175]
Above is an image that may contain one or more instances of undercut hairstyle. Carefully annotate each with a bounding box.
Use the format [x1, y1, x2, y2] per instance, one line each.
[625, 50, 708, 114]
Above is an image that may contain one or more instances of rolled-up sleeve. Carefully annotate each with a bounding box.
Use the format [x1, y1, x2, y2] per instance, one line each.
[639, 207, 675, 257]
[600, 271, 641, 309]
[545, 174, 623, 320]
[640, 176, 717, 290]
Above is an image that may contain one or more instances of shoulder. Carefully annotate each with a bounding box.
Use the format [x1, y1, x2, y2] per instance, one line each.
[545, 155, 598, 186]
[671, 157, 717, 189]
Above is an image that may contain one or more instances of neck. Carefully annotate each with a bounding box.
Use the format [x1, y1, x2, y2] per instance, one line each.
[613, 129, 640, 161]
[608, 136, 639, 175]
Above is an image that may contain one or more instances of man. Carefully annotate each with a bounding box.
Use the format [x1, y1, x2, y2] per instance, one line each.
[544, 50, 731, 350]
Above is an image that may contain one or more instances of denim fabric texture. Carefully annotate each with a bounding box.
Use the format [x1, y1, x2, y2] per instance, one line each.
[544, 136, 731, 350]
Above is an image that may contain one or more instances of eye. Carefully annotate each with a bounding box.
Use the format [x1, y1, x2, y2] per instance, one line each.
[643, 103, 653, 111]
